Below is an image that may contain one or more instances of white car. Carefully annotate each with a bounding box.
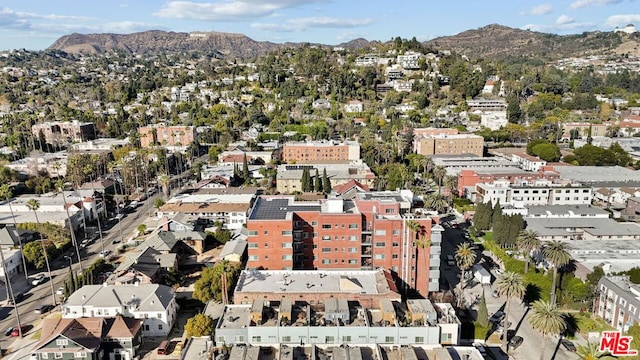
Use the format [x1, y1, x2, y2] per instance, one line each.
[31, 273, 46, 286]
[99, 250, 112, 258]
[56, 287, 64, 296]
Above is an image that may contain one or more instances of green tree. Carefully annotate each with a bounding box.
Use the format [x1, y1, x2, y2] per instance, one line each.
[491, 200, 502, 228]
[531, 143, 561, 162]
[26, 199, 57, 305]
[137, 224, 147, 235]
[214, 228, 232, 244]
[322, 168, 332, 194]
[433, 166, 446, 194]
[242, 152, 250, 182]
[193, 260, 240, 303]
[154, 198, 166, 210]
[300, 167, 311, 192]
[575, 341, 616, 360]
[542, 241, 571, 305]
[314, 169, 322, 193]
[517, 230, 541, 274]
[528, 300, 566, 360]
[185, 313, 214, 338]
[0, 184, 28, 280]
[495, 272, 526, 351]
[476, 293, 489, 328]
[507, 95, 522, 123]
[424, 194, 448, 214]
[473, 202, 492, 231]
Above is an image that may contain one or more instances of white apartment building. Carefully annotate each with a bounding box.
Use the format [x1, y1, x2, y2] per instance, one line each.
[474, 179, 593, 207]
[61, 284, 178, 337]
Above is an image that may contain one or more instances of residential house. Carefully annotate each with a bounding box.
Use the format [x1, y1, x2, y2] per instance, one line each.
[61, 284, 178, 337]
[597, 276, 640, 332]
[29, 316, 142, 360]
[311, 99, 331, 110]
[479, 111, 508, 130]
[622, 197, 640, 221]
[219, 231, 248, 263]
[344, 100, 364, 114]
[107, 247, 177, 285]
[512, 152, 547, 171]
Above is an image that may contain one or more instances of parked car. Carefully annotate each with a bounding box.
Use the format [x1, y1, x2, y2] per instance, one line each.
[4, 327, 14, 336]
[496, 321, 512, 334]
[491, 289, 500, 298]
[31, 273, 46, 286]
[561, 339, 576, 352]
[56, 287, 64, 296]
[99, 250, 112, 258]
[509, 336, 524, 349]
[34, 304, 54, 314]
[472, 342, 487, 356]
[7, 292, 26, 305]
[489, 310, 505, 324]
[115, 213, 125, 221]
[10, 325, 29, 337]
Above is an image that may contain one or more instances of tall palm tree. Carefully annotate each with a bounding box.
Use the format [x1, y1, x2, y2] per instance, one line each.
[575, 341, 616, 360]
[542, 241, 571, 304]
[158, 174, 171, 199]
[528, 300, 566, 360]
[26, 199, 57, 306]
[414, 226, 431, 292]
[443, 175, 458, 198]
[455, 242, 477, 291]
[56, 180, 83, 273]
[433, 166, 446, 195]
[495, 272, 526, 351]
[0, 184, 29, 281]
[516, 230, 541, 274]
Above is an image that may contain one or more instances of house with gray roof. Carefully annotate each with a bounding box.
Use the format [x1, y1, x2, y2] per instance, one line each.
[61, 284, 178, 337]
[108, 247, 177, 285]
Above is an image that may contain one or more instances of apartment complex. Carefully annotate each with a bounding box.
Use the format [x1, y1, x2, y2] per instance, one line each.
[473, 179, 593, 207]
[597, 276, 640, 332]
[31, 120, 95, 145]
[138, 124, 196, 151]
[414, 134, 484, 157]
[281, 140, 360, 164]
[276, 162, 376, 194]
[245, 190, 442, 295]
[457, 168, 560, 198]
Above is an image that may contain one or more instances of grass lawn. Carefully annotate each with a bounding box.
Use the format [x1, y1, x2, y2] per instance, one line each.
[30, 328, 42, 340]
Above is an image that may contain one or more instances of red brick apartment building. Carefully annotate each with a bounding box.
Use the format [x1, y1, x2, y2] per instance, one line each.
[246, 192, 438, 296]
[281, 140, 360, 164]
[457, 168, 560, 197]
[138, 124, 196, 149]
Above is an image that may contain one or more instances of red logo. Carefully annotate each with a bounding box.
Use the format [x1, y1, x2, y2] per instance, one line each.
[599, 331, 638, 356]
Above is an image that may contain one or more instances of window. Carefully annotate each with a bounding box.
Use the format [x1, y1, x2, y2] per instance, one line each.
[282, 243, 292, 248]
[374, 230, 386, 236]
[414, 336, 424, 343]
[282, 255, 292, 260]
[56, 339, 69, 346]
[42, 355, 49, 359]
[349, 259, 358, 264]
[385, 208, 394, 214]
[392, 242, 399, 247]
[157, 313, 162, 318]
[235, 335, 244, 342]
[326, 336, 335, 343]
[374, 254, 385, 259]
[217, 336, 225, 343]
[342, 336, 352, 342]
[74, 352, 87, 358]
[322, 224, 331, 229]
[322, 259, 331, 264]
[349, 235, 357, 241]
[252, 336, 262, 342]
[322, 248, 331, 253]
[158, 325, 163, 330]
[248, 255, 259, 261]
[282, 336, 291, 342]
[441, 333, 452, 342]
[349, 224, 358, 229]
[392, 254, 399, 259]
[311, 221, 318, 226]
[348, 248, 358, 253]
[248, 243, 258, 248]
[54, 353, 62, 359]
[248, 230, 258, 236]
[384, 336, 394, 343]
[375, 242, 385, 247]
[281, 230, 292, 236]
[392, 230, 399, 235]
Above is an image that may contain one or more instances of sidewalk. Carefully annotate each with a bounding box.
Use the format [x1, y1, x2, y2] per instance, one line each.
[3, 312, 56, 360]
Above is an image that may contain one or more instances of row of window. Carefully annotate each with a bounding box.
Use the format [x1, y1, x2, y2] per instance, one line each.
[220, 335, 426, 343]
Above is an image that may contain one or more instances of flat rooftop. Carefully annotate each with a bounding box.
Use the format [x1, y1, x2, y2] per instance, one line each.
[526, 204, 610, 217]
[554, 165, 640, 185]
[446, 166, 528, 177]
[235, 269, 390, 295]
[248, 196, 322, 220]
[525, 217, 640, 237]
[218, 305, 251, 329]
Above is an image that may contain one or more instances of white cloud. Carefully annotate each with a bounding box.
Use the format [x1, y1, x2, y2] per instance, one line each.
[154, 0, 327, 21]
[336, 30, 369, 42]
[556, 14, 575, 25]
[522, 21, 595, 33]
[521, 4, 554, 15]
[605, 14, 640, 28]
[252, 16, 373, 32]
[570, 0, 622, 9]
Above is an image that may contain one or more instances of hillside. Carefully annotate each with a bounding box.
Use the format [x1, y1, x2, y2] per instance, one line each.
[48, 30, 285, 58]
[425, 24, 639, 60]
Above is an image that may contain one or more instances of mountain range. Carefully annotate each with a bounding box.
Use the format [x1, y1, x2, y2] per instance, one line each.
[48, 24, 640, 60]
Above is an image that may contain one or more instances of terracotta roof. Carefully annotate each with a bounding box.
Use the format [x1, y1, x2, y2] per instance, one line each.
[106, 316, 142, 338]
[333, 179, 370, 194]
[34, 318, 104, 352]
[159, 202, 249, 213]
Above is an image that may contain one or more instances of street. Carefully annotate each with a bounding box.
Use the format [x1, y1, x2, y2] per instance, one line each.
[0, 192, 161, 359]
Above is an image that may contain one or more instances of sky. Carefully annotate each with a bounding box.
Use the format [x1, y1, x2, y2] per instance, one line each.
[0, 0, 639, 51]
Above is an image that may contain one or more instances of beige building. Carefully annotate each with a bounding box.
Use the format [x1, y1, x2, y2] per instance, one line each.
[138, 124, 196, 151]
[282, 140, 360, 164]
[276, 161, 375, 193]
[562, 122, 608, 140]
[31, 120, 95, 145]
[414, 134, 484, 157]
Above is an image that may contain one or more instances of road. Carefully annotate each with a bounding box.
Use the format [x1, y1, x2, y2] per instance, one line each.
[0, 192, 161, 357]
[441, 223, 584, 360]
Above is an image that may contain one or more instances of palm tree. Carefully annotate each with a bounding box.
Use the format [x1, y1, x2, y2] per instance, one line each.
[575, 341, 616, 360]
[455, 242, 477, 291]
[516, 230, 541, 274]
[414, 227, 431, 293]
[443, 175, 458, 198]
[495, 272, 526, 351]
[424, 193, 448, 214]
[56, 180, 83, 273]
[158, 174, 171, 199]
[0, 184, 29, 281]
[433, 166, 446, 195]
[26, 199, 57, 306]
[542, 241, 571, 304]
[528, 300, 566, 360]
